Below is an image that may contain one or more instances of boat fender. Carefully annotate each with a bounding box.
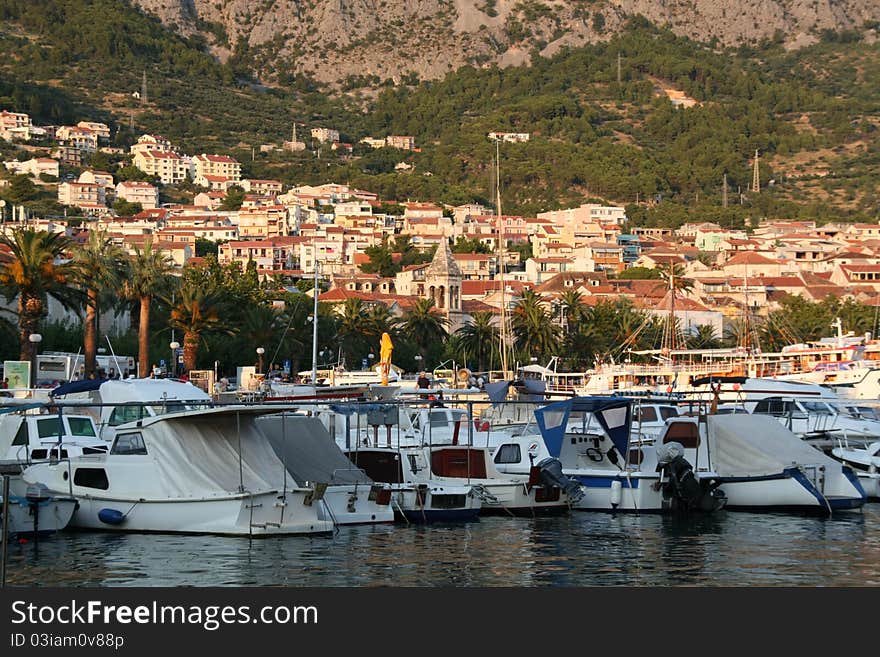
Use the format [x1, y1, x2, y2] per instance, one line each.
[98, 508, 126, 526]
[610, 480, 623, 508]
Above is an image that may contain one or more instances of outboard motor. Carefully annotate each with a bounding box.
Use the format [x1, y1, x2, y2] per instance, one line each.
[656, 442, 725, 513]
[536, 457, 585, 504]
[25, 482, 51, 538]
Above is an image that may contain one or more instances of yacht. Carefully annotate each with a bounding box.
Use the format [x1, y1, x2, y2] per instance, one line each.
[21, 405, 336, 536]
[255, 413, 395, 525]
[830, 441, 880, 499]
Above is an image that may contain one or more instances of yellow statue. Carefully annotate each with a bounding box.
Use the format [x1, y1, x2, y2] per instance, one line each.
[379, 332, 393, 385]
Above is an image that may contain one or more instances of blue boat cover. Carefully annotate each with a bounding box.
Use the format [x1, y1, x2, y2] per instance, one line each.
[534, 397, 633, 458]
[51, 379, 105, 396]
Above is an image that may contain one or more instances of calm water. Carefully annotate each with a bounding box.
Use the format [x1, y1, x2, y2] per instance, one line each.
[6, 506, 880, 587]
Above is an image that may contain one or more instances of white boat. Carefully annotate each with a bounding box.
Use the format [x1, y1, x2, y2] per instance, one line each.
[255, 413, 395, 525]
[705, 413, 865, 513]
[1, 479, 77, 538]
[345, 446, 482, 523]
[0, 423, 76, 537]
[324, 401, 573, 516]
[830, 441, 880, 499]
[1, 408, 108, 468]
[21, 406, 336, 536]
[523, 397, 726, 514]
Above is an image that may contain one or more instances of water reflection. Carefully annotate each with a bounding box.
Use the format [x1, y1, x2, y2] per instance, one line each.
[6, 506, 880, 587]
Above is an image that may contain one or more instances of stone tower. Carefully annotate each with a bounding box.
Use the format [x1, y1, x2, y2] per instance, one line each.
[424, 239, 463, 332]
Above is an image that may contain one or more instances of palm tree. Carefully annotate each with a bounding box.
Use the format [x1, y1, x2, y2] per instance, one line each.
[511, 289, 560, 360]
[240, 303, 287, 371]
[0, 228, 82, 361]
[400, 298, 449, 352]
[687, 323, 721, 349]
[456, 311, 498, 372]
[124, 238, 174, 377]
[75, 230, 128, 377]
[168, 282, 235, 371]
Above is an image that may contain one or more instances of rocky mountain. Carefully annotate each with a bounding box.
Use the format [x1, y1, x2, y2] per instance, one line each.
[132, 0, 880, 85]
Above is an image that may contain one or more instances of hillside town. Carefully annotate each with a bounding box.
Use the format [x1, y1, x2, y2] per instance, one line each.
[2, 108, 880, 342]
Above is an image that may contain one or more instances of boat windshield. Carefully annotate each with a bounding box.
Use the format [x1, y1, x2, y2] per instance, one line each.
[800, 401, 834, 415]
[149, 401, 211, 416]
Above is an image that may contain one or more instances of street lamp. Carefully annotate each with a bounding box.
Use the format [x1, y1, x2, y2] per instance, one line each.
[414, 354, 423, 372]
[367, 351, 375, 370]
[170, 341, 180, 378]
[28, 333, 42, 389]
[256, 347, 265, 374]
[530, 356, 538, 364]
[319, 347, 331, 367]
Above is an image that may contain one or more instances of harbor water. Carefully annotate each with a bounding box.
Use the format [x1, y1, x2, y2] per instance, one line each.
[6, 505, 880, 587]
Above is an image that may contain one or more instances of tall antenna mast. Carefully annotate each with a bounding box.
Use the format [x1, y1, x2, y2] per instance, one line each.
[141, 70, 148, 106]
[722, 173, 728, 208]
[752, 149, 760, 193]
[617, 51, 622, 84]
[495, 138, 510, 377]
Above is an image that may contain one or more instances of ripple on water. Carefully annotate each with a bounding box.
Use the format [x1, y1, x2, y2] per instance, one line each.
[6, 506, 880, 586]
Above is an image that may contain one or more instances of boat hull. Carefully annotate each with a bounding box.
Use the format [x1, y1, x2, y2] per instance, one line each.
[64, 491, 334, 536]
[392, 485, 481, 523]
[320, 485, 395, 525]
[718, 468, 865, 513]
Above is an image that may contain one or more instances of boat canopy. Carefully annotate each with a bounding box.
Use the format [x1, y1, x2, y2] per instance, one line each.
[137, 412, 290, 497]
[99, 379, 212, 404]
[534, 397, 633, 458]
[706, 414, 844, 478]
[51, 379, 104, 396]
[257, 415, 372, 485]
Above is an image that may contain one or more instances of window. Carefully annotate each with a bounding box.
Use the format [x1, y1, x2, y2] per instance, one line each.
[108, 405, 145, 426]
[68, 417, 97, 437]
[12, 421, 28, 446]
[74, 467, 109, 490]
[659, 407, 679, 421]
[36, 417, 63, 438]
[494, 444, 522, 464]
[637, 407, 658, 422]
[111, 433, 148, 456]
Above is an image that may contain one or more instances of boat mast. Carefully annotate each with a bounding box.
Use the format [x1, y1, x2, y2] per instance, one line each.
[311, 249, 319, 385]
[495, 138, 510, 377]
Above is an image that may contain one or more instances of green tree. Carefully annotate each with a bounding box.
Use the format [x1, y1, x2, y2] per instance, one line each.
[456, 311, 498, 372]
[168, 281, 236, 371]
[400, 298, 449, 352]
[113, 199, 143, 216]
[511, 289, 560, 358]
[0, 228, 83, 362]
[219, 185, 245, 211]
[75, 229, 128, 377]
[125, 238, 174, 377]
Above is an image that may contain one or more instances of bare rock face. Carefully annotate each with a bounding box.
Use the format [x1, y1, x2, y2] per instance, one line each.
[131, 0, 880, 84]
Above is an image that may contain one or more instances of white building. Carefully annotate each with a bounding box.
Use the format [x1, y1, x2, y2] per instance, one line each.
[116, 181, 159, 209]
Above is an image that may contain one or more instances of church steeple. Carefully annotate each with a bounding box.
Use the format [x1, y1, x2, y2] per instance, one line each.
[424, 239, 462, 318]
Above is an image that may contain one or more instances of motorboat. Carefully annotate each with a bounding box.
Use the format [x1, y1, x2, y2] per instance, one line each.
[830, 441, 880, 499]
[705, 413, 865, 513]
[0, 407, 108, 470]
[1, 480, 77, 538]
[325, 401, 574, 517]
[524, 397, 725, 514]
[346, 447, 482, 523]
[21, 405, 336, 536]
[255, 413, 395, 525]
[0, 422, 76, 537]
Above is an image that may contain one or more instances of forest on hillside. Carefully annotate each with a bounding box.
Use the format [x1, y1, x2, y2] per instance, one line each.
[0, 2, 878, 226]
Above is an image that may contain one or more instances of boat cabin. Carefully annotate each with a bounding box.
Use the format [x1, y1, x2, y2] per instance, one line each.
[0, 412, 107, 464]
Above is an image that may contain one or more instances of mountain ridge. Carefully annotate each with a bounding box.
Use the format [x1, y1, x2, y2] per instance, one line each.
[132, 0, 880, 85]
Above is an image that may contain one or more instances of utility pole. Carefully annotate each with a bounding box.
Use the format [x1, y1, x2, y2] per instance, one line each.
[141, 70, 148, 106]
[752, 149, 760, 193]
[722, 173, 728, 208]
